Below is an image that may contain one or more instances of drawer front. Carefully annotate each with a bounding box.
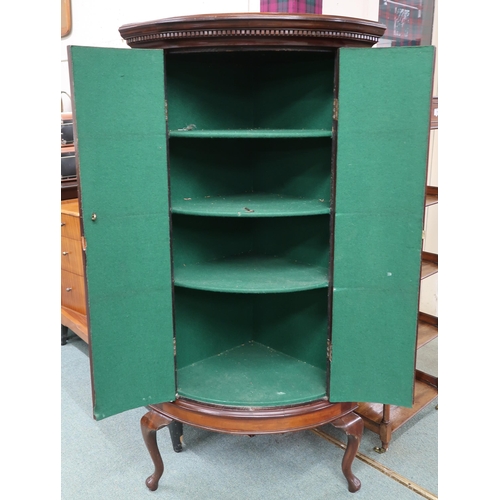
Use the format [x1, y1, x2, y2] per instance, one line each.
[61, 213, 81, 240]
[61, 270, 87, 315]
[61, 236, 84, 275]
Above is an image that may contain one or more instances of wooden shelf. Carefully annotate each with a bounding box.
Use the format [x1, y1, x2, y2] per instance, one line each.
[176, 341, 327, 406]
[425, 193, 438, 206]
[355, 377, 438, 438]
[417, 320, 438, 349]
[174, 255, 329, 293]
[421, 259, 438, 279]
[171, 193, 330, 217]
[169, 129, 332, 139]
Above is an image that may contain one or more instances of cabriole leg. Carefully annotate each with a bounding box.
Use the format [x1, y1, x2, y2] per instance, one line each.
[141, 409, 173, 491]
[331, 412, 364, 493]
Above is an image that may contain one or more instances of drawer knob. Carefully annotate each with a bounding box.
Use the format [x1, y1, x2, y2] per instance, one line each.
[62, 251, 69, 256]
[66, 287, 72, 292]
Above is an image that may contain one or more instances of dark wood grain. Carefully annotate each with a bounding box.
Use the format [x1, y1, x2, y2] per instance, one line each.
[142, 399, 361, 492]
[119, 13, 386, 51]
[150, 398, 357, 434]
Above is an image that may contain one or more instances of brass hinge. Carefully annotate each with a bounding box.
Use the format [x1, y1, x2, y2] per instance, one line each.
[173, 337, 176, 356]
[327, 339, 332, 362]
[333, 98, 339, 121]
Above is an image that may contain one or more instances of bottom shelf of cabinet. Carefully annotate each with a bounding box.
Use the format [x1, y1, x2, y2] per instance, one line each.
[61, 307, 88, 344]
[354, 376, 437, 450]
[176, 341, 327, 407]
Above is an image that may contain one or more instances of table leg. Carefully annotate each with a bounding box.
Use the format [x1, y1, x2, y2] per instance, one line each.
[331, 412, 363, 493]
[168, 419, 183, 453]
[141, 409, 173, 491]
[61, 324, 69, 346]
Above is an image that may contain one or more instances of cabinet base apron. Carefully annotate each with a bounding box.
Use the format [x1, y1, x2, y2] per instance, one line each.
[141, 398, 363, 493]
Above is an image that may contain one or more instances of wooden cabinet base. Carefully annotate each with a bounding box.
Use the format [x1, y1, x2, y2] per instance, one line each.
[141, 399, 362, 493]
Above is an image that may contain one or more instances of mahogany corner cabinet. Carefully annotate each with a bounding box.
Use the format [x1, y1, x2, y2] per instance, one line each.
[68, 13, 434, 494]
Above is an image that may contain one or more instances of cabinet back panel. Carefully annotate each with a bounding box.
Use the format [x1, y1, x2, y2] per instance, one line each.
[174, 288, 252, 369]
[175, 290, 327, 370]
[172, 214, 330, 267]
[169, 139, 254, 201]
[253, 138, 332, 200]
[166, 51, 334, 130]
[174, 290, 327, 405]
[69, 46, 176, 419]
[166, 53, 252, 130]
[330, 46, 434, 407]
[253, 289, 328, 370]
[254, 52, 335, 130]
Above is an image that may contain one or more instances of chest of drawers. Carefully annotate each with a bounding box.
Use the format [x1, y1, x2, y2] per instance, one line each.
[61, 199, 88, 343]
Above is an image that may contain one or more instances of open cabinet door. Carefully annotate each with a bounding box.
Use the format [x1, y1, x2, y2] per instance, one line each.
[68, 46, 175, 419]
[329, 46, 435, 407]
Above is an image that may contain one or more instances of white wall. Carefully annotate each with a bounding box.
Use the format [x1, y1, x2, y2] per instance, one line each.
[61, 0, 379, 111]
[322, 0, 378, 20]
[61, 0, 260, 110]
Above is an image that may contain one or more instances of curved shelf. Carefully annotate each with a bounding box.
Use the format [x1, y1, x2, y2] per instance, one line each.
[169, 129, 332, 139]
[176, 341, 327, 406]
[174, 255, 329, 293]
[172, 193, 330, 217]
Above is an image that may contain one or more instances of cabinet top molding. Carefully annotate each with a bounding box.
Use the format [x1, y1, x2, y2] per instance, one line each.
[119, 13, 386, 51]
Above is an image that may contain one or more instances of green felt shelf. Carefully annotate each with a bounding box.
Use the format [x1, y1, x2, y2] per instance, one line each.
[169, 129, 332, 139]
[174, 255, 329, 293]
[171, 193, 330, 217]
[176, 341, 327, 406]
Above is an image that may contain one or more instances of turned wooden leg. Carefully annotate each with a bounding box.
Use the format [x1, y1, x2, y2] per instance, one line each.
[331, 412, 363, 493]
[375, 404, 391, 453]
[141, 409, 173, 491]
[168, 419, 184, 453]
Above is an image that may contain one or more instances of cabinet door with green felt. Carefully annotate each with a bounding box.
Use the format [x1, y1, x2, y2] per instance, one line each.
[68, 46, 175, 420]
[329, 46, 435, 407]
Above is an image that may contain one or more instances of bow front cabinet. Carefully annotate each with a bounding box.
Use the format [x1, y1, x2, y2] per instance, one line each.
[68, 13, 434, 492]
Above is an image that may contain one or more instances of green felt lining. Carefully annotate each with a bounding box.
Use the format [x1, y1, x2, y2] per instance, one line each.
[171, 193, 330, 217]
[169, 130, 332, 138]
[69, 43, 434, 418]
[174, 288, 329, 374]
[166, 51, 335, 131]
[176, 341, 326, 406]
[69, 46, 176, 420]
[329, 46, 435, 407]
[169, 136, 332, 214]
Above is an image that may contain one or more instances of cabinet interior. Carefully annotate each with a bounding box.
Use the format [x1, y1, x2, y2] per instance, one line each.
[167, 50, 336, 406]
[174, 288, 328, 406]
[166, 51, 335, 131]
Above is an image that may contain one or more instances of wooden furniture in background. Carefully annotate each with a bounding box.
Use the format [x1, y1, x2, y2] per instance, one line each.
[68, 13, 435, 493]
[61, 0, 72, 37]
[61, 199, 87, 344]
